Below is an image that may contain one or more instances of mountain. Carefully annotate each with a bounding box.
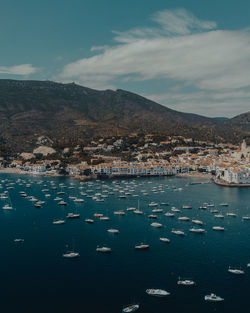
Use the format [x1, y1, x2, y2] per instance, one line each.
[0, 79, 248, 153]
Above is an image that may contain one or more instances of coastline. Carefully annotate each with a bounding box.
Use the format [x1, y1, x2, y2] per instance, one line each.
[175, 172, 212, 179]
[213, 177, 250, 187]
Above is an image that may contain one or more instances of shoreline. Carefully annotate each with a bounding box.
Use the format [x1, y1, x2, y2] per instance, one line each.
[213, 177, 250, 187]
[175, 172, 212, 179]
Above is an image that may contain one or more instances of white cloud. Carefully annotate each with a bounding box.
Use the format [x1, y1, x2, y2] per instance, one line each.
[0, 64, 38, 75]
[58, 8, 250, 116]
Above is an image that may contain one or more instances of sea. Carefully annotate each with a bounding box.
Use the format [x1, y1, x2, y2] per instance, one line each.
[0, 173, 249, 313]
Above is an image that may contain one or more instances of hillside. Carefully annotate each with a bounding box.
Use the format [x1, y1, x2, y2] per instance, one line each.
[0, 79, 248, 153]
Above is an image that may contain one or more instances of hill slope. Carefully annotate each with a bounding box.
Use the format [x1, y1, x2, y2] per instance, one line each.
[0, 79, 248, 153]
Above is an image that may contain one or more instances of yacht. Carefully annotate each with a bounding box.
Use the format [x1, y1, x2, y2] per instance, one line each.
[165, 212, 175, 217]
[107, 229, 120, 234]
[182, 205, 192, 209]
[96, 246, 111, 253]
[122, 304, 139, 313]
[14, 238, 24, 242]
[226, 212, 237, 217]
[148, 202, 158, 207]
[171, 208, 181, 212]
[146, 289, 170, 297]
[192, 219, 203, 225]
[133, 210, 143, 215]
[242, 216, 250, 220]
[178, 216, 190, 221]
[94, 213, 103, 218]
[159, 237, 170, 243]
[177, 278, 195, 286]
[151, 222, 162, 228]
[152, 208, 163, 213]
[204, 293, 224, 302]
[66, 213, 80, 219]
[100, 216, 110, 221]
[212, 226, 225, 231]
[62, 252, 80, 258]
[58, 200, 67, 206]
[220, 203, 228, 206]
[189, 227, 205, 233]
[135, 244, 149, 250]
[85, 218, 94, 223]
[148, 214, 157, 219]
[214, 214, 224, 218]
[228, 267, 245, 275]
[2, 204, 13, 210]
[114, 211, 125, 216]
[52, 219, 65, 225]
[127, 207, 136, 211]
[171, 229, 185, 236]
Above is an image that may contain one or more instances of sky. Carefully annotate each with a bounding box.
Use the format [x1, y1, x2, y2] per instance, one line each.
[1, 0, 250, 118]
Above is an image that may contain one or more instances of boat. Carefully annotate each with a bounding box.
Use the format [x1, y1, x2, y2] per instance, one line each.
[148, 214, 157, 219]
[152, 208, 163, 213]
[122, 304, 139, 313]
[210, 209, 219, 213]
[247, 263, 250, 267]
[127, 207, 136, 211]
[99, 216, 110, 221]
[182, 205, 192, 209]
[85, 218, 94, 223]
[165, 212, 175, 217]
[204, 293, 224, 302]
[159, 237, 170, 243]
[66, 213, 80, 219]
[74, 198, 84, 203]
[148, 202, 158, 207]
[189, 227, 205, 233]
[171, 207, 181, 212]
[14, 238, 24, 242]
[192, 219, 203, 225]
[178, 216, 190, 221]
[34, 203, 41, 208]
[151, 222, 162, 228]
[177, 278, 196, 286]
[220, 203, 228, 206]
[114, 211, 125, 215]
[212, 226, 225, 231]
[242, 216, 250, 220]
[146, 289, 170, 297]
[53, 219, 65, 225]
[199, 206, 207, 210]
[135, 244, 149, 250]
[133, 210, 143, 215]
[214, 214, 224, 218]
[96, 246, 111, 253]
[58, 200, 67, 206]
[107, 229, 120, 234]
[62, 252, 80, 258]
[94, 213, 103, 218]
[2, 204, 13, 210]
[226, 213, 237, 217]
[171, 229, 185, 236]
[228, 267, 245, 274]
[160, 202, 169, 206]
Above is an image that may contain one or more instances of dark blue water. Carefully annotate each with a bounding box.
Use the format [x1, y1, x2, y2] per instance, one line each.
[0, 174, 249, 313]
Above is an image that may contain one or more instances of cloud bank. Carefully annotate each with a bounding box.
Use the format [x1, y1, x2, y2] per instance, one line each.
[0, 64, 38, 76]
[58, 9, 250, 117]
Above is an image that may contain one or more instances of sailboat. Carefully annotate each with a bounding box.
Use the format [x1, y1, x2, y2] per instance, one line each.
[2, 192, 13, 210]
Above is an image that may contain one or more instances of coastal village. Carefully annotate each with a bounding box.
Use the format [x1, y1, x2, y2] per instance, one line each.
[0, 134, 249, 186]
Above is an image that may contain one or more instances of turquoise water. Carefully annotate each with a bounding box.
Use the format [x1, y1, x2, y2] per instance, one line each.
[0, 174, 249, 313]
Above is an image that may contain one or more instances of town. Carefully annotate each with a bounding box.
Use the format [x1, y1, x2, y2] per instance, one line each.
[0, 134, 249, 186]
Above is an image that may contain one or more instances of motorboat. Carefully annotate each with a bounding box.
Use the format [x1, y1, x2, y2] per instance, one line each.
[135, 244, 149, 250]
[212, 226, 225, 231]
[165, 212, 175, 217]
[122, 304, 139, 313]
[107, 229, 120, 234]
[228, 267, 245, 275]
[242, 216, 250, 220]
[148, 202, 158, 207]
[66, 213, 80, 219]
[159, 237, 170, 243]
[178, 216, 190, 221]
[171, 229, 185, 236]
[53, 219, 65, 225]
[192, 219, 203, 225]
[214, 214, 224, 218]
[220, 203, 228, 206]
[96, 246, 111, 253]
[133, 210, 143, 215]
[151, 222, 162, 228]
[94, 213, 103, 218]
[58, 200, 67, 206]
[99, 216, 110, 221]
[152, 208, 163, 213]
[14, 238, 24, 242]
[182, 205, 192, 209]
[148, 214, 157, 219]
[146, 289, 170, 297]
[85, 218, 94, 223]
[204, 293, 224, 302]
[114, 211, 125, 215]
[189, 227, 205, 233]
[62, 252, 80, 258]
[177, 278, 195, 286]
[226, 213, 237, 217]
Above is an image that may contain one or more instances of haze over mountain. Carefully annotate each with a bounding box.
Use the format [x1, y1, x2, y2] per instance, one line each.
[0, 79, 249, 153]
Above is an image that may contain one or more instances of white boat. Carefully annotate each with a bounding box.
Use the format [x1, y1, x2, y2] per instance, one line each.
[62, 252, 80, 258]
[214, 214, 224, 218]
[96, 246, 111, 253]
[151, 222, 162, 228]
[146, 289, 170, 297]
[226, 213, 237, 217]
[114, 211, 125, 215]
[171, 229, 185, 236]
[122, 304, 139, 313]
[152, 208, 163, 213]
[148, 202, 158, 207]
[74, 198, 84, 203]
[135, 244, 149, 250]
[2, 204, 13, 210]
[159, 237, 170, 243]
[189, 227, 205, 233]
[58, 200, 67, 206]
[228, 267, 245, 275]
[107, 229, 119, 234]
[127, 207, 136, 211]
[85, 218, 94, 223]
[204, 293, 224, 302]
[165, 212, 175, 217]
[177, 278, 195, 286]
[182, 205, 192, 209]
[66, 213, 80, 219]
[212, 226, 225, 231]
[171, 207, 181, 212]
[14, 238, 24, 242]
[242, 216, 250, 220]
[148, 214, 157, 219]
[220, 203, 228, 206]
[247, 263, 250, 267]
[178, 216, 190, 221]
[100, 216, 110, 221]
[192, 219, 203, 225]
[53, 219, 65, 225]
[133, 210, 143, 215]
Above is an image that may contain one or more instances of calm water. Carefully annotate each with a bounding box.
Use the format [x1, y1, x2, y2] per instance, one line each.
[0, 174, 249, 313]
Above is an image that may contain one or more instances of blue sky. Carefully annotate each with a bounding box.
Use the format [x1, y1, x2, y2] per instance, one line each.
[1, 0, 250, 117]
